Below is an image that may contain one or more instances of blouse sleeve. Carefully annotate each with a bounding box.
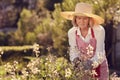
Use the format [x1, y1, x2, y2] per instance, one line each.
[68, 28, 80, 62]
[91, 26, 106, 68]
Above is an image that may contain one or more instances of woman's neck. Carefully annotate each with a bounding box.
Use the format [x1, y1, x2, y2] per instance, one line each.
[79, 27, 89, 38]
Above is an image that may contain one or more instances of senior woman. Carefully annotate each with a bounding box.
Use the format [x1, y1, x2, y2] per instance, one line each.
[61, 2, 109, 80]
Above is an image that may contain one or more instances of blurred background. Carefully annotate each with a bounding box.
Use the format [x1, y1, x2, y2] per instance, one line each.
[0, 0, 120, 79]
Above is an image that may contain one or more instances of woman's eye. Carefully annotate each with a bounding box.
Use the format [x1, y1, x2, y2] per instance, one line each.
[77, 17, 81, 19]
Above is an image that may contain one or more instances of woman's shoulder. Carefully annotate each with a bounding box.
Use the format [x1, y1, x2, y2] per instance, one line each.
[93, 25, 105, 32]
[93, 25, 105, 39]
[68, 27, 77, 34]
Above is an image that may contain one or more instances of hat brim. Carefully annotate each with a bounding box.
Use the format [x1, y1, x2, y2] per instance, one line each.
[60, 11, 104, 24]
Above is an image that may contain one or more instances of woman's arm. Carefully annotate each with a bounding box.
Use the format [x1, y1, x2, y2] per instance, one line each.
[91, 26, 106, 68]
[68, 27, 80, 62]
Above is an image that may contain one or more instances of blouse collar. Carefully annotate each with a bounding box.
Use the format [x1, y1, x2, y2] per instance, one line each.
[76, 27, 91, 36]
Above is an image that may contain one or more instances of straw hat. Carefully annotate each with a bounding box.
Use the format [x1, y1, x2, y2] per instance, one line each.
[60, 3, 104, 24]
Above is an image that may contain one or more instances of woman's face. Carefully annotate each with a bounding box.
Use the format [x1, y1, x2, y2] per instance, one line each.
[76, 16, 89, 29]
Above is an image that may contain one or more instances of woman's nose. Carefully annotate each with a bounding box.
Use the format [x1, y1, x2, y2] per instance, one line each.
[80, 18, 84, 23]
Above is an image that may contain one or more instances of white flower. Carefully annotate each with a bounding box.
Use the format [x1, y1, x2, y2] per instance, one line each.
[0, 48, 4, 57]
[65, 68, 72, 78]
[33, 43, 40, 57]
[92, 61, 99, 68]
[31, 67, 40, 74]
[91, 70, 98, 76]
[86, 44, 94, 57]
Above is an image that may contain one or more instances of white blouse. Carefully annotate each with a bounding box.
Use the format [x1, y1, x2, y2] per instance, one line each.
[68, 25, 107, 68]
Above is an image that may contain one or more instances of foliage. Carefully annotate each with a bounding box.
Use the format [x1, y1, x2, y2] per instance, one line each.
[91, 0, 120, 25]
[13, 0, 50, 45]
[33, 2, 70, 56]
[44, 0, 63, 11]
[15, 9, 35, 45]
[0, 0, 120, 46]
[50, 4, 69, 55]
[0, 44, 120, 80]
[0, 0, 120, 71]
[0, 44, 98, 80]
[0, 32, 6, 46]
[25, 32, 36, 44]
[0, 0, 119, 45]
[0, 46, 32, 51]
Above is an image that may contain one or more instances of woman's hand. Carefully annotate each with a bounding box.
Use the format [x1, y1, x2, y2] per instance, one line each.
[73, 57, 81, 69]
[82, 60, 93, 70]
[73, 57, 93, 70]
